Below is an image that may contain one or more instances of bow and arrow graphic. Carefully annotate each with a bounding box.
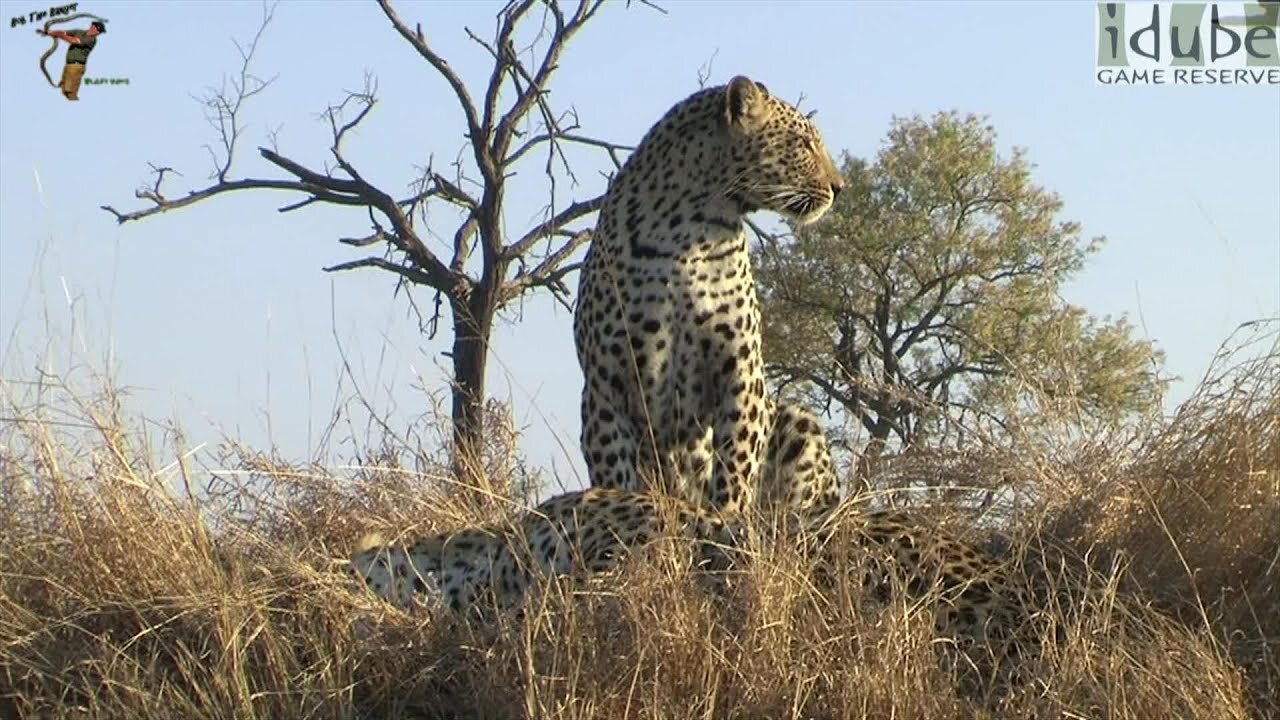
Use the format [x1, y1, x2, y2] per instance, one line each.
[38, 12, 108, 88]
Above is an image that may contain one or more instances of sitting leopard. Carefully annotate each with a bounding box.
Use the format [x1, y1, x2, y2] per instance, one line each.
[348, 487, 740, 617]
[757, 399, 840, 520]
[573, 75, 844, 518]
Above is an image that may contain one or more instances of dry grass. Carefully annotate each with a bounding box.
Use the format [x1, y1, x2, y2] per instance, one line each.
[1, 323, 1276, 719]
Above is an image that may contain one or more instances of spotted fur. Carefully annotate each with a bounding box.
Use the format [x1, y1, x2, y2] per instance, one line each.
[350, 488, 1030, 652]
[793, 498, 1045, 691]
[350, 487, 1043, 695]
[574, 75, 844, 517]
[349, 487, 738, 616]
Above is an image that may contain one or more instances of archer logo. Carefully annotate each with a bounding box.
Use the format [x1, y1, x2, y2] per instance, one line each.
[1095, 2, 1280, 85]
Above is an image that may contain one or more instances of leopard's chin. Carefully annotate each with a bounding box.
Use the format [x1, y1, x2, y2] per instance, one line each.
[782, 193, 834, 226]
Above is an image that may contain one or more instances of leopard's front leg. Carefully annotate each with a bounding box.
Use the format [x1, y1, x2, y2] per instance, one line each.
[705, 349, 767, 516]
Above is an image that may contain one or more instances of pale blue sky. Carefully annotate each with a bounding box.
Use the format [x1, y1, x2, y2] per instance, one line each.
[1, 1, 1277, 491]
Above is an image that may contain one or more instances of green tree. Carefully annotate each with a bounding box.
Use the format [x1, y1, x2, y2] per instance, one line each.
[756, 112, 1164, 477]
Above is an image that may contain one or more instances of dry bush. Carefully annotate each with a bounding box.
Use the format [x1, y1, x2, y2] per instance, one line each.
[1, 322, 1275, 719]
[0, 372, 527, 720]
[1038, 319, 1280, 718]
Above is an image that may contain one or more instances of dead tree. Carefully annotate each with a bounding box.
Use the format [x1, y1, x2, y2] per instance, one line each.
[102, 0, 651, 486]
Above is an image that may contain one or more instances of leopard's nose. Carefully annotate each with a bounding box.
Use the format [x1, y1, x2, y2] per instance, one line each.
[830, 179, 844, 198]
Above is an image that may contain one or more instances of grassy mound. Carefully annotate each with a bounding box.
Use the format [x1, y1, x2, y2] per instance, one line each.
[2, 326, 1275, 719]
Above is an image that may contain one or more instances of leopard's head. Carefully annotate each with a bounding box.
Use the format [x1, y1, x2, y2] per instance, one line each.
[350, 530, 497, 612]
[720, 75, 843, 225]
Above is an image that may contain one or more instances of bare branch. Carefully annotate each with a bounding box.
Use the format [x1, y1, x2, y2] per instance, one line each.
[506, 194, 604, 259]
[278, 197, 320, 213]
[254, 144, 455, 286]
[192, 0, 280, 183]
[451, 217, 480, 273]
[377, 0, 484, 159]
[696, 48, 719, 88]
[264, 122, 284, 152]
[474, 1, 537, 134]
[490, 0, 606, 161]
[503, 235, 590, 307]
[626, 0, 668, 12]
[145, 163, 181, 198]
[324, 256, 435, 286]
[257, 147, 360, 194]
[339, 228, 391, 247]
[431, 173, 478, 210]
[324, 74, 379, 183]
[101, 177, 319, 224]
[506, 131, 634, 169]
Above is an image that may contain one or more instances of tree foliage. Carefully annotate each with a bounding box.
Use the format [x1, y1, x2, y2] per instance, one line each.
[756, 112, 1165, 470]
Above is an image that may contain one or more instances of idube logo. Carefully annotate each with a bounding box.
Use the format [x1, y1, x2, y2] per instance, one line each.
[1095, 2, 1279, 85]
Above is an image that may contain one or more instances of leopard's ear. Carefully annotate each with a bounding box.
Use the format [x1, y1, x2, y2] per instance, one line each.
[725, 75, 771, 134]
[354, 532, 386, 553]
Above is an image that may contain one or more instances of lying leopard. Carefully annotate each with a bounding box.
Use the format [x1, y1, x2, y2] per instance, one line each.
[348, 487, 739, 618]
[796, 500, 1045, 689]
[574, 75, 844, 518]
[350, 488, 1036, 664]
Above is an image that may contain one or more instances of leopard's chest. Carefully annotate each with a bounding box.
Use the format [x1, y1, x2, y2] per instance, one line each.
[576, 223, 761, 426]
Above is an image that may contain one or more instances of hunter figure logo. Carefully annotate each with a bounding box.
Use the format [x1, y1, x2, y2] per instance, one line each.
[9, 4, 129, 100]
[38, 11, 106, 101]
[1095, 2, 1280, 85]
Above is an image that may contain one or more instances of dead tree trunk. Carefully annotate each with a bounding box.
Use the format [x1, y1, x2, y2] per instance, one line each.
[448, 278, 496, 481]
